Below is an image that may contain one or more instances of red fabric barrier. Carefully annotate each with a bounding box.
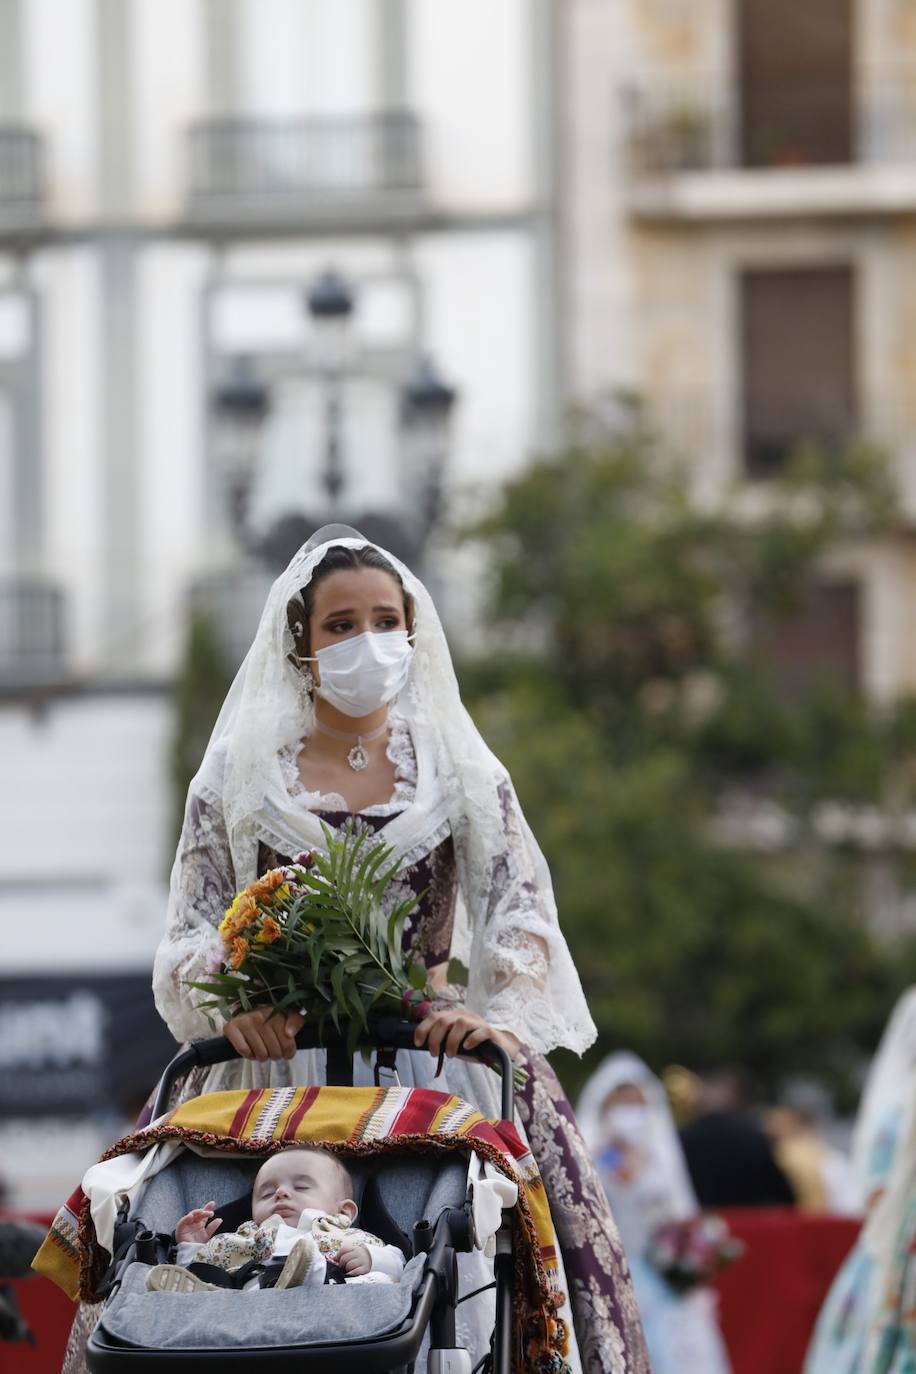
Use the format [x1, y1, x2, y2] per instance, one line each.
[2, 1205, 861, 1374]
[2, 1212, 76, 1374]
[713, 1208, 860, 1374]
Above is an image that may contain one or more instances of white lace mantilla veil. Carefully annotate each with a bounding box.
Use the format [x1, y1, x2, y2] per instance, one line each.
[576, 1052, 698, 1245]
[154, 524, 597, 1057]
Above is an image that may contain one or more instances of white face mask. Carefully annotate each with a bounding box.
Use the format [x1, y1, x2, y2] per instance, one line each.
[312, 630, 413, 717]
[603, 1103, 649, 1144]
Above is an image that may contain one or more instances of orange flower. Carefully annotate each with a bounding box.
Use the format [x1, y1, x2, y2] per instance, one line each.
[236, 894, 259, 922]
[219, 894, 260, 941]
[255, 915, 281, 945]
[229, 936, 249, 969]
[250, 870, 286, 900]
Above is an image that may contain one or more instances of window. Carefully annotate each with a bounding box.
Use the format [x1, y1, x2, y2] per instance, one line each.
[750, 580, 861, 695]
[738, 0, 853, 167]
[740, 266, 856, 479]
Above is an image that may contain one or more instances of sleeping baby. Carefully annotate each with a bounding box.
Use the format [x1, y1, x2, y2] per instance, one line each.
[145, 1145, 405, 1293]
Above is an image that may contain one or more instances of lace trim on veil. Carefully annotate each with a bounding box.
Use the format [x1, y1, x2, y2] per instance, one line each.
[277, 711, 417, 817]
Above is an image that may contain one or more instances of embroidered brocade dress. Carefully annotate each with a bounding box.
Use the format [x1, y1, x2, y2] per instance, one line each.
[63, 718, 649, 1374]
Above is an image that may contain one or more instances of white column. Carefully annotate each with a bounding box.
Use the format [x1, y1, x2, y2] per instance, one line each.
[530, 0, 563, 442]
[96, 0, 140, 667]
[204, 0, 243, 113]
[372, 0, 408, 107]
[96, 0, 133, 216]
[0, 0, 22, 119]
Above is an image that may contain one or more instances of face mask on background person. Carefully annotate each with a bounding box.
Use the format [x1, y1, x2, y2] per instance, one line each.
[311, 630, 413, 717]
[603, 1103, 650, 1145]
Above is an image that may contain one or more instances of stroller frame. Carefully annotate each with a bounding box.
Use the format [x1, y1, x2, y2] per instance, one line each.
[87, 1016, 515, 1374]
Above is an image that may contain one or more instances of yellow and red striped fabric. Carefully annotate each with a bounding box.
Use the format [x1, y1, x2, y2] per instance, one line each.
[34, 1085, 569, 1373]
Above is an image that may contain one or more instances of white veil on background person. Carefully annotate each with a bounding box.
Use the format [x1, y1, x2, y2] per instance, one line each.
[849, 985, 916, 1194]
[154, 525, 597, 1058]
[804, 987, 916, 1374]
[577, 1053, 733, 1374]
[577, 1052, 697, 1253]
[859, 1071, 916, 1370]
[850, 985, 916, 1366]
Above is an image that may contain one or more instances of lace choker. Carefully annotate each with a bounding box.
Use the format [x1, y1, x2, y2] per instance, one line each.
[312, 716, 389, 772]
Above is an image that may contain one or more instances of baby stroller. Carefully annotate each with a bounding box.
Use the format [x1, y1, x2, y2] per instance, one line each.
[85, 1018, 516, 1374]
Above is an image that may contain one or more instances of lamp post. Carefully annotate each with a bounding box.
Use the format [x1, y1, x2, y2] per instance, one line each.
[400, 355, 457, 539]
[210, 266, 457, 571]
[304, 268, 355, 518]
[210, 354, 270, 544]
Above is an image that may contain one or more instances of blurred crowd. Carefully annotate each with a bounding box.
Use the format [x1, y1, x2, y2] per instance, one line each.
[576, 987, 916, 1374]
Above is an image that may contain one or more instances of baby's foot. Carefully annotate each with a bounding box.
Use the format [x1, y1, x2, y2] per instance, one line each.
[274, 1235, 317, 1290]
[146, 1264, 219, 1294]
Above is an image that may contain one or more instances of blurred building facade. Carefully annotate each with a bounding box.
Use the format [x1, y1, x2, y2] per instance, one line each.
[0, 0, 559, 1206]
[7, 0, 915, 1208]
[565, 0, 916, 704]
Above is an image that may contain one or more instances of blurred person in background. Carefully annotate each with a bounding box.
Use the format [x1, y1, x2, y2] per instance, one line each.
[0, 1216, 45, 1344]
[764, 1098, 861, 1216]
[578, 1052, 733, 1374]
[805, 987, 916, 1373]
[678, 1069, 795, 1208]
[662, 1065, 703, 1128]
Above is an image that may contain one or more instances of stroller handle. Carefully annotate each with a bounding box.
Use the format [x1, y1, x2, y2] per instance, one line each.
[151, 1015, 515, 1122]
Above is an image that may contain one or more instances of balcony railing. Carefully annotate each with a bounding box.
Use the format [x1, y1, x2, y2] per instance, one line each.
[634, 391, 916, 480]
[0, 127, 44, 210]
[187, 111, 423, 207]
[0, 578, 66, 686]
[621, 79, 916, 176]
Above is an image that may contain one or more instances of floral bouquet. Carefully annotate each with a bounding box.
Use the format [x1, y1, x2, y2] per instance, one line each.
[186, 821, 433, 1056]
[186, 821, 524, 1091]
[645, 1214, 744, 1294]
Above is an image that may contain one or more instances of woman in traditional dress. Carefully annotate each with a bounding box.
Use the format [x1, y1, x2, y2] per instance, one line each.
[804, 986, 916, 1374]
[577, 1052, 732, 1374]
[64, 526, 649, 1373]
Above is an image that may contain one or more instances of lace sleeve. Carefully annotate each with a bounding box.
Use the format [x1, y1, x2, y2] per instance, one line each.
[461, 777, 596, 1056]
[152, 790, 236, 1043]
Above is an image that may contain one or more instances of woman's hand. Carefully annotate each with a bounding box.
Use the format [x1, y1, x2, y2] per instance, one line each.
[413, 1006, 521, 1063]
[176, 1202, 221, 1244]
[223, 1007, 305, 1061]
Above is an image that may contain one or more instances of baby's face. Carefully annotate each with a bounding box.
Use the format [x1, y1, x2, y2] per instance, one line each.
[251, 1150, 349, 1226]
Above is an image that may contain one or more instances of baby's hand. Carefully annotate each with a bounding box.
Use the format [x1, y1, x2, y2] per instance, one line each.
[335, 1241, 371, 1276]
[175, 1201, 222, 1244]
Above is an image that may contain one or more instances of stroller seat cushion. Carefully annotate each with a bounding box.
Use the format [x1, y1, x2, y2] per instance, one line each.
[98, 1257, 426, 1352]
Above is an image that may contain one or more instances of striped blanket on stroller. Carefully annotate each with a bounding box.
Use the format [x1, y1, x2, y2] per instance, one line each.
[33, 1084, 570, 1374]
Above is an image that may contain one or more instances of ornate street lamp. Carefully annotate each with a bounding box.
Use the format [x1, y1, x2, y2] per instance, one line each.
[400, 354, 457, 535]
[305, 268, 355, 516]
[209, 268, 457, 574]
[304, 267, 355, 323]
[211, 354, 270, 541]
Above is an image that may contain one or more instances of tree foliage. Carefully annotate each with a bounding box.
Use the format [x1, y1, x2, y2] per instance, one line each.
[170, 608, 233, 851]
[460, 404, 916, 1106]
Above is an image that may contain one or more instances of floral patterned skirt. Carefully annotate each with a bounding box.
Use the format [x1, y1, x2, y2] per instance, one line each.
[514, 1047, 651, 1374]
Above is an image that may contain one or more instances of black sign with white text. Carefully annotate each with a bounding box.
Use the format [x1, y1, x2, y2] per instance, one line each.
[0, 975, 179, 1118]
